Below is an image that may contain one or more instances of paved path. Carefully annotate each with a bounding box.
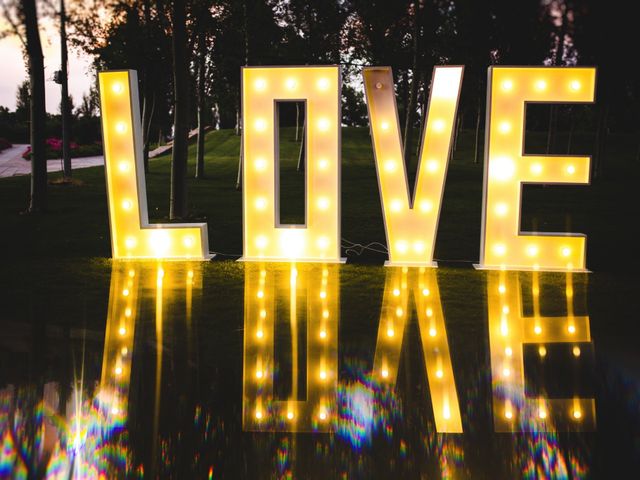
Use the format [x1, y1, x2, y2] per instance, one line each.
[0, 144, 105, 178]
[0, 128, 201, 178]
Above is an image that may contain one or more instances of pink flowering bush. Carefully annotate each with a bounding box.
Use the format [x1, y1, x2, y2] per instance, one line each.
[22, 137, 86, 160]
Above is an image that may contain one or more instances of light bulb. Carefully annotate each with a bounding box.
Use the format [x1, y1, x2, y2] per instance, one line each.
[183, 236, 195, 248]
[317, 197, 330, 210]
[384, 160, 396, 172]
[254, 78, 267, 91]
[255, 157, 267, 171]
[112, 82, 124, 94]
[495, 203, 508, 216]
[317, 77, 330, 90]
[255, 197, 267, 210]
[493, 244, 506, 256]
[317, 118, 330, 132]
[390, 199, 402, 212]
[502, 79, 513, 91]
[419, 200, 433, 213]
[254, 119, 267, 132]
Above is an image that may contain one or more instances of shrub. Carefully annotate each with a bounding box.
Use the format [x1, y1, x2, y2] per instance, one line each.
[0, 138, 12, 152]
[22, 139, 103, 160]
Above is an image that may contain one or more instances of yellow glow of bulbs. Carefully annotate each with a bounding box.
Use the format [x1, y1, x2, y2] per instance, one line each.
[487, 270, 595, 432]
[478, 67, 596, 272]
[242, 263, 338, 432]
[241, 66, 342, 263]
[364, 66, 464, 266]
[98, 71, 210, 260]
[372, 267, 462, 432]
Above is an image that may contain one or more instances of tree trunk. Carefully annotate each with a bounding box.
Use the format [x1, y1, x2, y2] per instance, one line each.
[403, 73, 419, 167]
[169, 0, 189, 220]
[416, 84, 427, 157]
[453, 111, 462, 152]
[235, 97, 242, 190]
[296, 117, 306, 172]
[295, 102, 300, 142]
[236, 145, 242, 190]
[142, 0, 153, 173]
[24, 0, 47, 212]
[473, 96, 483, 164]
[60, 0, 72, 178]
[235, 105, 240, 136]
[142, 93, 155, 170]
[195, 32, 206, 179]
[403, 1, 421, 167]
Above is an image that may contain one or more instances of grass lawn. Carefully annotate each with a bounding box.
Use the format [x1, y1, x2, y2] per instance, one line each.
[0, 126, 638, 272]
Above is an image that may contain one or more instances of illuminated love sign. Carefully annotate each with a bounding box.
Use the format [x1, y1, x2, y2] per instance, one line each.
[99, 71, 211, 260]
[98, 66, 596, 272]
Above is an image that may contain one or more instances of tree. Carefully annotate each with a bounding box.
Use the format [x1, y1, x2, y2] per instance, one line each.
[15, 80, 30, 122]
[23, 0, 48, 212]
[70, 0, 174, 172]
[59, 0, 72, 178]
[169, 0, 190, 219]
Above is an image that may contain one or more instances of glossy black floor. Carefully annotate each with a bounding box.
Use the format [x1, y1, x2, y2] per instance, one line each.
[1, 259, 639, 479]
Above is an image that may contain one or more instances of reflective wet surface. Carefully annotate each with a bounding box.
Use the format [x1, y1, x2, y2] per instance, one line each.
[1, 260, 639, 478]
